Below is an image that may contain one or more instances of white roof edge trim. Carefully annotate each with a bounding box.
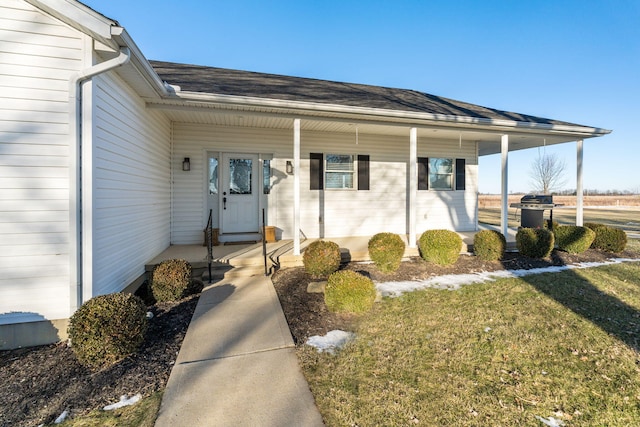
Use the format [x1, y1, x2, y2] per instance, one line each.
[24, 0, 115, 40]
[111, 28, 171, 98]
[159, 91, 612, 137]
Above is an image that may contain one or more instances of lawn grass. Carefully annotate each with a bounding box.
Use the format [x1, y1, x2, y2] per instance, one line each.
[57, 392, 162, 427]
[299, 258, 640, 426]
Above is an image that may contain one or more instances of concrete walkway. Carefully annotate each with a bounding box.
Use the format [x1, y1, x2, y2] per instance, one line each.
[155, 275, 324, 427]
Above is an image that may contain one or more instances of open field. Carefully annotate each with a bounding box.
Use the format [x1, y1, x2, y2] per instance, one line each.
[478, 207, 640, 234]
[479, 194, 640, 208]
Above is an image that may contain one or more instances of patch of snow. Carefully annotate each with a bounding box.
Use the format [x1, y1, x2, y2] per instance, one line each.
[484, 327, 492, 332]
[377, 258, 640, 297]
[535, 415, 565, 426]
[146, 311, 154, 319]
[306, 330, 355, 354]
[54, 410, 68, 424]
[103, 394, 142, 411]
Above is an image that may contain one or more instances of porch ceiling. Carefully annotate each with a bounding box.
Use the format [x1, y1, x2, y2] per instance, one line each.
[151, 103, 582, 156]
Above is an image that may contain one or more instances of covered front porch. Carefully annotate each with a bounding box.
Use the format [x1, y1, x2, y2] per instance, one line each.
[146, 225, 518, 279]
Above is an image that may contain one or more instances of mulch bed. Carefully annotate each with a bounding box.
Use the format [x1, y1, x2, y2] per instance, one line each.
[1, 248, 637, 426]
[0, 291, 199, 427]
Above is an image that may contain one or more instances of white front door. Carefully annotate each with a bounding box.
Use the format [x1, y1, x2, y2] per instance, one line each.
[221, 153, 259, 234]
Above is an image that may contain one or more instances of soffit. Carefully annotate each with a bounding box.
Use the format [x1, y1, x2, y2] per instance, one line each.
[152, 102, 576, 155]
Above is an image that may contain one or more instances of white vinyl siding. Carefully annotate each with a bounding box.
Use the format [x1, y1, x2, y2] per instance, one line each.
[171, 124, 292, 243]
[171, 124, 478, 243]
[415, 141, 478, 232]
[0, 0, 84, 324]
[90, 72, 171, 297]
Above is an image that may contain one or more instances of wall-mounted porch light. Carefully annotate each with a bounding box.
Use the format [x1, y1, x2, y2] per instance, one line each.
[182, 157, 191, 171]
[286, 160, 293, 174]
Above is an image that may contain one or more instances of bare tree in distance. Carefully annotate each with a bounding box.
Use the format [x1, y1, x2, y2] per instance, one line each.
[529, 152, 567, 194]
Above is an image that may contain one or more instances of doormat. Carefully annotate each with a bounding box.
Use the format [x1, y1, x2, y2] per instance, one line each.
[224, 241, 259, 246]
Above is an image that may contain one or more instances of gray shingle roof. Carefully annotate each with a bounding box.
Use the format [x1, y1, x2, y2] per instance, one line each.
[149, 60, 580, 127]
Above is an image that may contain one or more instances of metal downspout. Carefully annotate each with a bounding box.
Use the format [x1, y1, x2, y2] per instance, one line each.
[69, 47, 131, 311]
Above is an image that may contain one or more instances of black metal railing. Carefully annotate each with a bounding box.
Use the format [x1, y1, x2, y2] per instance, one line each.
[206, 209, 213, 284]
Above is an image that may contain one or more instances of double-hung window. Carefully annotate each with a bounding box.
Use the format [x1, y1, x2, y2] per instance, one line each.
[429, 158, 454, 190]
[310, 152, 369, 191]
[325, 154, 355, 189]
[418, 157, 466, 191]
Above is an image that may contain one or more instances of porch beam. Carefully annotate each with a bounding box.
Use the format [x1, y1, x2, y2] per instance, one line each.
[293, 118, 301, 255]
[576, 139, 584, 226]
[409, 127, 417, 248]
[500, 134, 509, 237]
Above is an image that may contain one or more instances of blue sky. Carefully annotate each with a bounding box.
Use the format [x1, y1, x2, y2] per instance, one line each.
[84, 0, 639, 194]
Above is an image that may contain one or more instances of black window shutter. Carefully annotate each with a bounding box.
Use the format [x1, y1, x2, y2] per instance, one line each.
[310, 153, 323, 190]
[455, 158, 466, 190]
[418, 157, 429, 190]
[357, 155, 370, 190]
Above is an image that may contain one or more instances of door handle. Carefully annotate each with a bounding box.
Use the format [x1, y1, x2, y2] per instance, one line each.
[223, 192, 227, 210]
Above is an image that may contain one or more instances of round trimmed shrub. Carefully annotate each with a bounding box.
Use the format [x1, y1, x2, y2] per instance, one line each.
[554, 225, 595, 254]
[585, 223, 627, 253]
[368, 233, 406, 273]
[516, 227, 554, 259]
[68, 293, 147, 369]
[473, 229, 506, 261]
[418, 229, 462, 265]
[151, 259, 192, 302]
[325, 270, 376, 314]
[303, 240, 341, 278]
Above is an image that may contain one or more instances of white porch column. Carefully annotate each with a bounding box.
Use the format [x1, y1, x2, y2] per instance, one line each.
[409, 127, 417, 248]
[293, 118, 301, 255]
[576, 139, 584, 226]
[500, 134, 509, 237]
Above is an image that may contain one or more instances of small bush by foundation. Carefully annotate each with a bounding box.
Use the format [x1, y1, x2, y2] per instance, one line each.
[554, 225, 595, 254]
[516, 228, 554, 259]
[325, 270, 376, 314]
[303, 240, 341, 278]
[368, 233, 406, 273]
[473, 229, 506, 261]
[151, 259, 192, 302]
[585, 223, 627, 253]
[68, 293, 147, 369]
[418, 229, 462, 265]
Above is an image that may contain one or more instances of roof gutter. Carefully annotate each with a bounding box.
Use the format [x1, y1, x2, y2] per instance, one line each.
[110, 27, 172, 98]
[69, 44, 130, 313]
[166, 91, 611, 138]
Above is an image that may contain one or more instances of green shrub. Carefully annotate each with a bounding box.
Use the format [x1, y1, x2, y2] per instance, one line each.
[554, 225, 595, 254]
[516, 228, 554, 259]
[545, 219, 560, 231]
[151, 259, 192, 302]
[584, 222, 606, 231]
[473, 229, 506, 261]
[368, 233, 406, 273]
[68, 293, 147, 369]
[325, 270, 376, 314]
[585, 223, 627, 253]
[418, 229, 462, 265]
[303, 240, 341, 278]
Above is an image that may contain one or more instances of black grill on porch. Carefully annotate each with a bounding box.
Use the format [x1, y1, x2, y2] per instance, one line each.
[510, 194, 561, 228]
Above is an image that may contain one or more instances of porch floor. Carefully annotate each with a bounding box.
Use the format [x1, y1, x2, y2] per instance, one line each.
[146, 224, 517, 274]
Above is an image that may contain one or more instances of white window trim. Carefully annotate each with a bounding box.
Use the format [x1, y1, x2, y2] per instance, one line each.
[428, 157, 455, 191]
[325, 153, 357, 190]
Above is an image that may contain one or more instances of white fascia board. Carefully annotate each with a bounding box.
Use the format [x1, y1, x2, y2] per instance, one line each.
[25, 0, 116, 40]
[25, 0, 171, 98]
[161, 91, 612, 138]
[110, 27, 171, 98]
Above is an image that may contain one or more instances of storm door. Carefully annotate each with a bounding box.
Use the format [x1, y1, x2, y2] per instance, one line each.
[220, 153, 259, 234]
